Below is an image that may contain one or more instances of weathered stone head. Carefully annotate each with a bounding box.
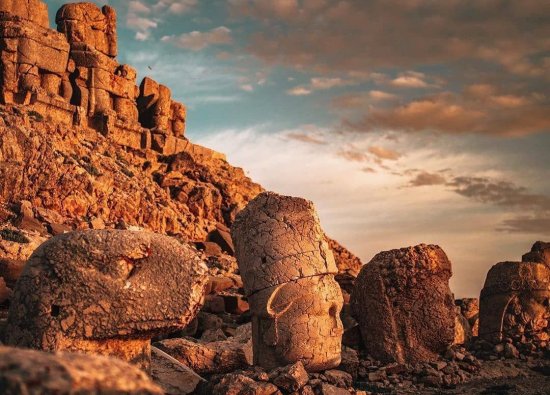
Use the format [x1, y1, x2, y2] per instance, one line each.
[231, 192, 343, 372]
[522, 241, 550, 267]
[479, 261, 550, 344]
[351, 244, 456, 364]
[56, 2, 117, 57]
[5, 230, 208, 372]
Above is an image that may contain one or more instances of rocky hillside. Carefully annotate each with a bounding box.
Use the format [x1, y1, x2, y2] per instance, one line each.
[0, 104, 361, 293]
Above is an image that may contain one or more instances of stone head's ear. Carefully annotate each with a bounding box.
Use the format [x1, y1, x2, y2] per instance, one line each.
[262, 318, 278, 346]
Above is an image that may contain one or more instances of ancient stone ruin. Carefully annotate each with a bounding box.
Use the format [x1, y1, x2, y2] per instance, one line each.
[5, 230, 208, 372]
[479, 261, 550, 346]
[231, 191, 344, 372]
[522, 241, 550, 267]
[0, 0, 191, 155]
[350, 244, 456, 364]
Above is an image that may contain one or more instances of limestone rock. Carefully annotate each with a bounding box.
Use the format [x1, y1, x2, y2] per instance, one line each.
[5, 230, 208, 371]
[155, 323, 253, 375]
[351, 244, 456, 364]
[269, 361, 309, 392]
[479, 261, 550, 344]
[232, 191, 343, 372]
[151, 346, 205, 395]
[0, 345, 163, 394]
[212, 373, 281, 395]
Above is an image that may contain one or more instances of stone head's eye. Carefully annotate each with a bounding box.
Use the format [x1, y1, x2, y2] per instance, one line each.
[329, 304, 338, 318]
[50, 305, 60, 317]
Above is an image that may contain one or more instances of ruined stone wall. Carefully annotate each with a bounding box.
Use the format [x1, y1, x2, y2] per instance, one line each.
[0, 0, 189, 156]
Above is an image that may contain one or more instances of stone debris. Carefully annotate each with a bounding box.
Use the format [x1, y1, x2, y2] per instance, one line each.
[5, 230, 208, 372]
[232, 191, 344, 372]
[155, 323, 253, 375]
[150, 346, 205, 395]
[0, 345, 163, 394]
[351, 244, 456, 364]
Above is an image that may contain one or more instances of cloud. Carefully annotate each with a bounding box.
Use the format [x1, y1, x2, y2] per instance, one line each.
[286, 86, 312, 96]
[126, 0, 197, 40]
[409, 171, 447, 187]
[232, 0, 549, 78]
[346, 88, 550, 136]
[287, 76, 359, 96]
[162, 26, 233, 50]
[390, 71, 437, 89]
[285, 132, 327, 145]
[368, 146, 401, 161]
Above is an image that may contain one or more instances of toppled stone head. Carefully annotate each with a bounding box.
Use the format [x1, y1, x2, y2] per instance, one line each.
[351, 244, 456, 364]
[231, 192, 343, 372]
[5, 230, 208, 371]
[479, 261, 550, 344]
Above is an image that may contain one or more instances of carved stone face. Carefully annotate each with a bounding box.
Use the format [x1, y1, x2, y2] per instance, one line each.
[479, 261, 550, 343]
[249, 275, 343, 372]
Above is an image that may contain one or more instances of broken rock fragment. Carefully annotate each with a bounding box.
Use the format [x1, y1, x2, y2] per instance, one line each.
[0, 345, 163, 394]
[351, 244, 456, 364]
[231, 191, 344, 372]
[5, 230, 208, 372]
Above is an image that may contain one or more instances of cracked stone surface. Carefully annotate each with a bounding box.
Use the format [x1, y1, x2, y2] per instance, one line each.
[5, 229, 208, 371]
[232, 191, 343, 372]
[0, 345, 163, 394]
[351, 244, 456, 364]
[479, 261, 550, 345]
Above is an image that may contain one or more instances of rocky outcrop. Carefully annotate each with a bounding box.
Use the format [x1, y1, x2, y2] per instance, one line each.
[5, 230, 208, 372]
[0, 345, 163, 394]
[351, 244, 456, 364]
[232, 192, 344, 372]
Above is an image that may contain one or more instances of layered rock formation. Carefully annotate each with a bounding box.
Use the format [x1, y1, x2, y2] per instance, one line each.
[5, 230, 208, 371]
[351, 244, 456, 364]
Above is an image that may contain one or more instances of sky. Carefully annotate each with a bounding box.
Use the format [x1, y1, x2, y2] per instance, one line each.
[45, 0, 550, 297]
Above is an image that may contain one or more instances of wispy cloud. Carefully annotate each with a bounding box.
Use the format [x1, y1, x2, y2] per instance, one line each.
[162, 26, 233, 51]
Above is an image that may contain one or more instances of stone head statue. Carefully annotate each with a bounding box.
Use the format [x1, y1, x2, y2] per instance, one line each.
[5, 230, 208, 371]
[522, 241, 550, 267]
[479, 261, 550, 343]
[231, 192, 343, 372]
[56, 3, 117, 57]
[351, 244, 456, 364]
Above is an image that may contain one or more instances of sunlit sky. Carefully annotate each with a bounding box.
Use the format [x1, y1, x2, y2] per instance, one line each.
[45, 0, 550, 297]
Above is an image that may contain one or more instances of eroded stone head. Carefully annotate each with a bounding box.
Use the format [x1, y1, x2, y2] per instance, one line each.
[351, 244, 456, 364]
[5, 230, 208, 371]
[479, 261, 550, 344]
[56, 2, 117, 57]
[231, 191, 343, 372]
[522, 241, 550, 267]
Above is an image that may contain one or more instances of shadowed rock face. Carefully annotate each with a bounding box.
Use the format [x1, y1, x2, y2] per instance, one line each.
[0, 346, 163, 394]
[479, 261, 550, 344]
[522, 241, 550, 267]
[351, 244, 456, 364]
[231, 191, 343, 372]
[5, 230, 208, 371]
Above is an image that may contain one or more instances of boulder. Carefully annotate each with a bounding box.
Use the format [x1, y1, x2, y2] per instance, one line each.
[5, 230, 208, 372]
[269, 361, 309, 392]
[0, 345, 163, 394]
[350, 244, 456, 364]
